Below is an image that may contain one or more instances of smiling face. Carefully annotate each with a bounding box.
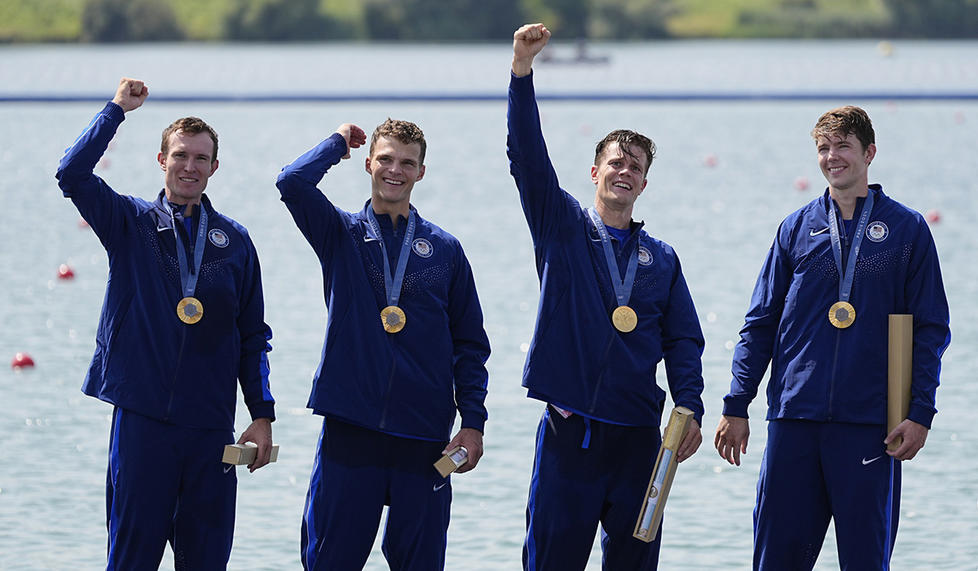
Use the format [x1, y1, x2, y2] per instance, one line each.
[591, 141, 649, 211]
[158, 130, 219, 205]
[365, 136, 425, 216]
[816, 132, 876, 194]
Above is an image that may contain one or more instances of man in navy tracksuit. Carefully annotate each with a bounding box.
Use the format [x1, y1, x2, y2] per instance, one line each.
[714, 106, 951, 569]
[509, 24, 706, 570]
[277, 119, 490, 570]
[56, 78, 276, 569]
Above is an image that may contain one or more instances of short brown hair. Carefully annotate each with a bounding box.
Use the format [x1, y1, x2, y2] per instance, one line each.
[369, 118, 426, 164]
[594, 130, 656, 175]
[811, 106, 875, 150]
[161, 117, 219, 161]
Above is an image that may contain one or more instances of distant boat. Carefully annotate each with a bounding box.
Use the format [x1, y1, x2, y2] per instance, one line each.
[539, 40, 610, 65]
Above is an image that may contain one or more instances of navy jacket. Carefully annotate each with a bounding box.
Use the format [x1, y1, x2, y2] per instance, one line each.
[724, 186, 951, 428]
[508, 72, 705, 427]
[277, 134, 490, 441]
[56, 102, 275, 430]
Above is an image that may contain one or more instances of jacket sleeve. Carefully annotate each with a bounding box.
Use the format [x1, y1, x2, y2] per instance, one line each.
[903, 218, 951, 428]
[276, 133, 348, 258]
[237, 230, 276, 421]
[507, 72, 580, 246]
[447, 244, 491, 433]
[661, 254, 706, 426]
[723, 223, 792, 418]
[55, 102, 135, 250]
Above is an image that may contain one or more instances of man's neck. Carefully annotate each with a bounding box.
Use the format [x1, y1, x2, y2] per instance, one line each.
[594, 201, 633, 230]
[370, 199, 410, 230]
[829, 185, 868, 220]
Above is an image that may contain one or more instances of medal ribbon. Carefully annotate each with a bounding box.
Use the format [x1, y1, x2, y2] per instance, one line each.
[827, 190, 874, 303]
[587, 208, 639, 307]
[366, 208, 417, 307]
[166, 201, 208, 298]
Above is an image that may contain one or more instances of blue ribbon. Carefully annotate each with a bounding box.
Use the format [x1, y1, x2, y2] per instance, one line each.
[827, 190, 874, 303]
[366, 208, 417, 307]
[166, 202, 208, 299]
[587, 208, 638, 308]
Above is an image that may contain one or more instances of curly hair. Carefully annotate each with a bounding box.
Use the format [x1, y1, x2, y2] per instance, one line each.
[369, 118, 427, 164]
[811, 106, 875, 149]
[160, 117, 219, 161]
[594, 129, 656, 175]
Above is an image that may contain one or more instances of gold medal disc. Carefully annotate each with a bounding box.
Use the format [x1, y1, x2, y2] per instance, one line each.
[828, 301, 856, 329]
[611, 305, 638, 333]
[381, 305, 406, 333]
[177, 296, 204, 324]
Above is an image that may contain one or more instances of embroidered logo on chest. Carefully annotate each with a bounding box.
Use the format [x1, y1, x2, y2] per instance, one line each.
[638, 246, 653, 266]
[208, 228, 230, 248]
[866, 221, 889, 243]
[412, 238, 434, 258]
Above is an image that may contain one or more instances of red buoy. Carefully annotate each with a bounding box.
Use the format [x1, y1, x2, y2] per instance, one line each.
[794, 176, 810, 191]
[11, 352, 35, 369]
[57, 264, 75, 280]
[925, 209, 941, 224]
[78, 217, 90, 229]
[703, 154, 718, 167]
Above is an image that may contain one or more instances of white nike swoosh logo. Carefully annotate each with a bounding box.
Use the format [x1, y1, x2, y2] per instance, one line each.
[861, 455, 883, 465]
[810, 228, 829, 236]
[224, 464, 234, 474]
[433, 482, 447, 492]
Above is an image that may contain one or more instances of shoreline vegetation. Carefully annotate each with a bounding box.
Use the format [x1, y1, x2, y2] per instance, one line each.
[1, 0, 977, 44]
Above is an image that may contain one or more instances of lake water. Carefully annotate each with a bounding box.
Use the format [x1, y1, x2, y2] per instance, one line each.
[1, 41, 976, 570]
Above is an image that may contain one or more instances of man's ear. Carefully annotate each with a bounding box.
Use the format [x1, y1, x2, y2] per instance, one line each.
[158, 151, 166, 170]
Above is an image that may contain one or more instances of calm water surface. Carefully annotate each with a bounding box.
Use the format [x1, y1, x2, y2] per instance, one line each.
[1, 42, 976, 570]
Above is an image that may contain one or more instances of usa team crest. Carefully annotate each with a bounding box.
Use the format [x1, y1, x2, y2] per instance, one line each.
[412, 238, 434, 258]
[208, 228, 230, 248]
[638, 246, 653, 266]
[866, 221, 888, 243]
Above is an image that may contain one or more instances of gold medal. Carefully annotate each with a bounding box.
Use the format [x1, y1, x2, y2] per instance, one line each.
[177, 296, 204, 324]
[612, 305, 637, 333]
[381, 305, 406, 333]
[828, 301, 856, 329]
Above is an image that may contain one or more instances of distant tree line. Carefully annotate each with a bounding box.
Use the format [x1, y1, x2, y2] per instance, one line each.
[54, 0, 978, 43]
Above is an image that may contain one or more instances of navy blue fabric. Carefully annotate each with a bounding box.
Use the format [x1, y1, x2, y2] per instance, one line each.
[507, 72, 705, 428]
[106, 408, 236, 570]
[301, 418, 452, 570]
[753, 420, 900, 570]
[723, 185, 951, 428]
[523, 407, 663, 570]
[277, 134, 490, 440]
[56, 102, 276, 429]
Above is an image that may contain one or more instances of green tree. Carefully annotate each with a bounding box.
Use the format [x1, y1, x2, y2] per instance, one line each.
[225, 0, 351, 41]
[81, 0, 184, 42]
[883, 0, 978, 38]
[362, 0, 522, 40]
[590, 0, 673, 39]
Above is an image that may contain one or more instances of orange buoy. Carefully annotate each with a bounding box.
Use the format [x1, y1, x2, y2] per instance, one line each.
[57, 264, 75, 280]
[78, 217, 90, 229]
[925, 209, 941, 224]
[794, 176, 810, 191]
[11, 352, 35, 369]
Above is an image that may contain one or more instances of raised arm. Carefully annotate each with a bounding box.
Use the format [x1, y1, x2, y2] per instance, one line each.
[276, 123, 366, 256]
[512, 23, 551, 77]
[55, 77, 149, 249]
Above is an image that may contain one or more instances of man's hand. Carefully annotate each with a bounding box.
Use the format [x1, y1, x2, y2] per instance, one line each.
[443, 427, 483, 474]
[237, 417, 273, 473]
[111, 77, 148, 113]
[512, 23, 551, 78]
[885, 419, 928, 461]
[714, 415, 750, 466]
[676, 419, 702, 462]
[335, 123, 367, 159]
